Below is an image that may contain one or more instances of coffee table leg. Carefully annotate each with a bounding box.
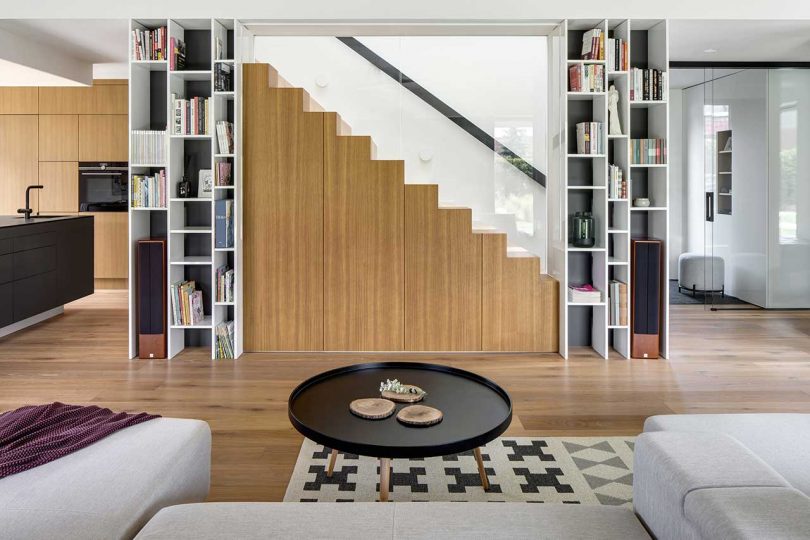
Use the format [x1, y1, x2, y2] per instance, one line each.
[474, 447, 490, 490]
[326, 449, 339, 478]
[379, 458, 391, 502]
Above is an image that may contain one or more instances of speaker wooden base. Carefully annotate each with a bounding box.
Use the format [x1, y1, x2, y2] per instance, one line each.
[631, 333, 659, 359]
[139, 334, 166, 359]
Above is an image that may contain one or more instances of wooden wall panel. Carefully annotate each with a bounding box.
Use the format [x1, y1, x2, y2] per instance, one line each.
[482, 233, 557, 352]
[0, 88, 38, 114]
[243, 64, 324, 351]
[89, 212, 128, 279]
[78, 115, 128, 161]
[39, 115, 78, 161]
[38, 161, 78, 213]
[0, 115, 39, 215]
[405, 184, 482, 351]
[324, 116, 404, 351]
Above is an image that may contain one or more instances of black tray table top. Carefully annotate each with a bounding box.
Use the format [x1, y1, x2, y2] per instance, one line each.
[288, 362, 512, 459]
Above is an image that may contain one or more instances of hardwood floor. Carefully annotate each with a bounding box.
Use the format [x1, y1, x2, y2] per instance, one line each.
[1, 290, 809, 501]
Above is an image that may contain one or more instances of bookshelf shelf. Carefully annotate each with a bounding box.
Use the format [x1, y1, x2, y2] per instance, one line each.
[129, 18, 243, 360]
[557, 18, 669, 361]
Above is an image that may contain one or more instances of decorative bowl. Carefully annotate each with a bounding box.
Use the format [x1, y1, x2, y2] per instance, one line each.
[633, 197, 651, 207]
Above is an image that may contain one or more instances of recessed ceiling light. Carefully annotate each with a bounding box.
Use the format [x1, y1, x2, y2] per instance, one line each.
[704, 48, 718, 54]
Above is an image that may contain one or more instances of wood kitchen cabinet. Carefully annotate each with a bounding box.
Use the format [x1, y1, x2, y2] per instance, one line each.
[39, 115, 78, 161]
[38, 82, 127, 115]
[0, 115, 39, 215]
[0, 88, 38, 114]
[88, 212, 128, 287]
[38, 162, 78, 213]
[79, 115, 128, 161]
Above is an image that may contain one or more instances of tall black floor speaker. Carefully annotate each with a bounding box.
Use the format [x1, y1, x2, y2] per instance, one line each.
[137, 239, 167, 359]
[631, 239, 662, 359]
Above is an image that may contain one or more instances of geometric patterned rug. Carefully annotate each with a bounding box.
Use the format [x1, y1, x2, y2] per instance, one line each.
[284, 437, 635, 507]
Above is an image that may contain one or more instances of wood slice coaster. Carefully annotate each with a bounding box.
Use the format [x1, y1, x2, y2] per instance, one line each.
[381, 385, 425, 403]
[397, 405, 443, 426]
[349, 398, 396, 420]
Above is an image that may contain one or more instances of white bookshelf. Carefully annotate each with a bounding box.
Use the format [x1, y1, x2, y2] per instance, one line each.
[558, 19, 669, 359]
[128, 18, 243, 360]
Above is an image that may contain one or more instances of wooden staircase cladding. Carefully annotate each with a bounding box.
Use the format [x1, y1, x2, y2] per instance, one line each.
[243, 63, 558, 352]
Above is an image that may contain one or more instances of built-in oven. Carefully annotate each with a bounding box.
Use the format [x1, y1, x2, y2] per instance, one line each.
[78, 162, 129, 212]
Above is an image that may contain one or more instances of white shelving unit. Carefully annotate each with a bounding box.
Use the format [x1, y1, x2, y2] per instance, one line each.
[557, 19, 669, 359]
[128, 18, 243, 359]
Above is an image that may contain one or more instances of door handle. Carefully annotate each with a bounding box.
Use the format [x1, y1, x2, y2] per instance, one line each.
[705, 191, 714, 222]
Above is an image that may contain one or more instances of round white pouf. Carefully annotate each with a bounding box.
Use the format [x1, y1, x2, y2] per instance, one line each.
[678, 252, 724, 293]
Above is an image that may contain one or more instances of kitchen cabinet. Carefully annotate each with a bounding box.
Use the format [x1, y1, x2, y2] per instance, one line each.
[38, 115, 78, 161]
[38, 83, 127, 115]
[89, 212, 128, 280]
[0, 88, 38, 114]
[38, 162, 78, 213]
[79, 115, 128, 161]
[0, 115, 39, 215]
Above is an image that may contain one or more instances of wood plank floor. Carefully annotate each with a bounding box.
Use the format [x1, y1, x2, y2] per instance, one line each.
[1, 290, 809, 501]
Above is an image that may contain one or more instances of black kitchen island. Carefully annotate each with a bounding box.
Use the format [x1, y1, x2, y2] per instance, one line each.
[0, 215, 94, 338]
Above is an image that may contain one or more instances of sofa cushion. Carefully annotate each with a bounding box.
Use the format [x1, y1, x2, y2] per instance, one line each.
[0, 418, 210, 540]
[137, 502, 650, 540]
[644, 413, 810, 496]
[633, 431, 789, 540]
[685, 487, 810, 540]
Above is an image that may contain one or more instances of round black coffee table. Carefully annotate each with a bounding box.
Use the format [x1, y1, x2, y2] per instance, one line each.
[288, 362, 512, 501]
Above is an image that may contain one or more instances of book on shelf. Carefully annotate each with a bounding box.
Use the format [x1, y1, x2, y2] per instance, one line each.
[172, 95, 212, 135]
[568, 284, 602, 303]
[216, 121, 234, 154]
[131, 169, 167, 208]
[215, 321, 235, 359]
[131, 130, 167, 164]
[215, 37, 226, 61]
[581, 28, 605, 60]
[215, 199, 234, 249]
[215, 161, 233, 186]
[631, 138, 667, 165]
[568, 64, 605, 93]
[170, 280, 205, 326]
[575, 122, 604, 155]
[608, 164, 626, 199]
[132, 26, 167, 61]
[606, 38, 629, 72]
[630, 68, 668, 101]
[216, 265, 235, 303]
[609, 280, 628, 326]
[169, 37, 186, 71]
[214, 62, 233, 92]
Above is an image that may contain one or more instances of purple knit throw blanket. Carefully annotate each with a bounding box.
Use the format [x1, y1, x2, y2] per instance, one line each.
[0, 402, 160, 479]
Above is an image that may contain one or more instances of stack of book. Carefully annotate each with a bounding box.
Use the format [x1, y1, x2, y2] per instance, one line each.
[132, 27, 167, 61]
[568, 64, 605, 93]
[172, 95, 211, 135]
[215, 199, 234, 249]
[216, 265, 234, 303]
[609, 280, 628, 326]
[131, 170, 167, 208]
[631, 139, 667, 165]
[169, 37, 186, 71]
[568, 284, 602, 303]
[576, 122, 604, 155]
[606, 38, 629, 72]
[214, 63, 233, 92]
[581, 28, 605, 60]
[608, 164, 626, 199]
[215, 321, 235, 359]
[630, 68, 668, 101]
[216, 121, 234, 154]
[131, 131, 166, 164]
[215, 161, 233, 186]
[170, 281, 205, 326]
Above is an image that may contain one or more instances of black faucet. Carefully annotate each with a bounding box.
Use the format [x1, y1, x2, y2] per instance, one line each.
[17, 185, 44, 220]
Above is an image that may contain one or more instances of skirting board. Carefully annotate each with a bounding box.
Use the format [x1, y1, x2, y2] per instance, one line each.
[0, 306, 64, 339]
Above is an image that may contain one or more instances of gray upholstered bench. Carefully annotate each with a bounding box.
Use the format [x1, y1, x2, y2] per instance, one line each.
[678, 252, 724, 296]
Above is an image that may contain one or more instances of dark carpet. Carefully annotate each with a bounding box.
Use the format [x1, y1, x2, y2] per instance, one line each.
[669, 280, 749, 306]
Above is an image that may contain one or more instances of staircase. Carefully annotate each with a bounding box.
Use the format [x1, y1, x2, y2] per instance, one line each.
[242, 63, 558, 352]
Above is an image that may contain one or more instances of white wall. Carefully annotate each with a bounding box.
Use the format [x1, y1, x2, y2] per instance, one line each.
[254, 36, 548, 257]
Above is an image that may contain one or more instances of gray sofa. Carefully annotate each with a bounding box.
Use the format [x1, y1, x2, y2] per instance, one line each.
[0, 418, 211, 540]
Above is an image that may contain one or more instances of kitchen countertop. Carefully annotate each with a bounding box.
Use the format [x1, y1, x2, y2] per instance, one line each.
[0, 215, 93, 229]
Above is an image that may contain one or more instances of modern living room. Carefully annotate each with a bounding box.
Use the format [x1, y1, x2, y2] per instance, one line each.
[1, 4, 810, 540]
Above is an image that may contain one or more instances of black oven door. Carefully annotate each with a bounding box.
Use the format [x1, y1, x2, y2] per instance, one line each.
[78, 162, 129, 212]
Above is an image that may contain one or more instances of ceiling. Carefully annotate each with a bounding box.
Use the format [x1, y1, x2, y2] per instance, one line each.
[670, 19, 810, 62]
[0, 19, 128, 63]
